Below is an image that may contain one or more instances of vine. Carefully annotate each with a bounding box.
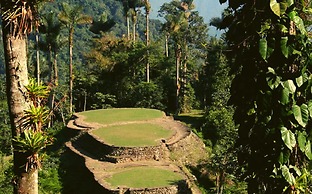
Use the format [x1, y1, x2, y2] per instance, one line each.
[221, 0, 312, 193]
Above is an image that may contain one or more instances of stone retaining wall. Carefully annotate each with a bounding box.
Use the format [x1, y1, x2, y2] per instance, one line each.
[105, 180, 191, 194]
[73, 132, 168, 163]
[108, 144, 168, 163]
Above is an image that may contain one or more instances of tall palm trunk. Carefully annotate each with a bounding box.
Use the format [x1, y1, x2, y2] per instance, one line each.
[127, 16, 130, 40]
[145, 8, 150, 83]
[35, 23, 40, 84]
[2, 22, 37, 194]
[48, 45, 53, 127]
[165, 34, 169, 57]
[175, 44, 181, 113]
[132, 19, 136, 42]
[69, 27, 74, 114]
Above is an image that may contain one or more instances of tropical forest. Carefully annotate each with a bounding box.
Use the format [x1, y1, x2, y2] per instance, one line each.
[0, 0, 312, 193]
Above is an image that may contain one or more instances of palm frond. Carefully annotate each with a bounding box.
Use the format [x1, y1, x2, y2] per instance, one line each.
[1, 0, 49, 37]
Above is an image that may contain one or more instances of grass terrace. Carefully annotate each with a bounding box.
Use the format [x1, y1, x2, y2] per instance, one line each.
[91, 123, 173, 147]
[105, 166, 184, 188]
[79, 108, 164, 125]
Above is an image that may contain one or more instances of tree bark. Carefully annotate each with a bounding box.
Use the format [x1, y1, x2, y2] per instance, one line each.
[175, 44, 181, 113]
[127, 16, 130, 41]
[146, 9, 150, 83]
[165, 34, 169, 57]
[35, 26, 40, 84]
[69, 27, 74, 114]
[2, 22, 37, 194]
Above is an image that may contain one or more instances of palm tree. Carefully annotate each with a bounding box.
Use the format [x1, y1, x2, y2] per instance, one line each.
[144, 0, 151, 82]
[59, 3, 92, 114]
[120, 0, 131, 40]
[0, 0, 48, 193]
[39, 12, 63, 126]
[159, 0, 190, 113]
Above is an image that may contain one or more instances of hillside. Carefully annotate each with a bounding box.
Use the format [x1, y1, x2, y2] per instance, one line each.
[66, 108, 208, 193]
[0, 0, 163, 75]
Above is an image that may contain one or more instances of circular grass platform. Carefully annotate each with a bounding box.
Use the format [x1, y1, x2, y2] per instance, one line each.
[105, 166, 184, 188]
[91, 123, 173, 147]
[79, 108, 164, 125]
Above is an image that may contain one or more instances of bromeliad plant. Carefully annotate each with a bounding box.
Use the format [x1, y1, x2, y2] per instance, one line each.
[220, 0, 312, 193]
[13, 129, 52, 171]
[14, 80, 52, 171]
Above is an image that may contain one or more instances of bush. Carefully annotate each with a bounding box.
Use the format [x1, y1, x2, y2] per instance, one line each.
[0, 154, 13, 194]
[129, 82, 166, 110]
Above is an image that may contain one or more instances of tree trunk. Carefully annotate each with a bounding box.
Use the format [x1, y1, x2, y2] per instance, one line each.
[84, 91, 87, 111]
[54, 52, 59, 86]
[48, 45, 53, 127]
[146, 11, 150, 83]
[127, 16, 130, 41]
[35, 24, 40, 84]
[175, 44, 181, 113]
[69, 27, 74, 114]
[133, 21, 136, 42]
[2, 23, 37, 194]
[180, 45, 188, 113]
[165, 34, 169, 57]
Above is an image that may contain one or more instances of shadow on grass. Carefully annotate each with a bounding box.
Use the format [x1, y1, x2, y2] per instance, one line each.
[45, 125, 110, 194]
[60, 148, 111, 194]
[173, 110, 205, 132]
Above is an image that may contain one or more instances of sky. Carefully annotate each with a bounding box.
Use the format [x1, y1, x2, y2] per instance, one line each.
[149, 0, 227, 36]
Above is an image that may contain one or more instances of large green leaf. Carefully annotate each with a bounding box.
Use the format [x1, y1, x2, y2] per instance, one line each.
[297, 131, 307, 153]
[292, 104, 308, 127]
[279, 151, 290, 165]
[281, 127, 296, 150]
[280, 88, 290, 105]
[283, 80, 296, 94]
[295, 76, 303, 87]
[280, 37, 288, 58]
[281, 165, 296, 185]
[270, 0, 281, 16]
[308, 100, 312, 118]
[304, 140, 312, 160]
[259, 38, 268, 60]
[300, 104, 309, 127]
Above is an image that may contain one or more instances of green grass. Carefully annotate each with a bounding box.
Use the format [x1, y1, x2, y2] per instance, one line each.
[79, 108, 164, 125]
[105, 167, 184, 188]
[92, 123, 173, 147]
[174, 109, 205, 130]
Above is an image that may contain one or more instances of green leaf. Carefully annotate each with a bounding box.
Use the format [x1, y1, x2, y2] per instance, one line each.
[308, 101, 312, 118]
[288, 11, 307, 35]
[259, 38, 268, 60]
[296, 76, 303, 87]
[281, 127, 296, 150]
[278, 24, 288, 34]
[281, 165, 296, 185]
[283, 80, 296, 94]
[279, 2, 288, 15]
[280, 88, 290, 105]
[270, 0, 281, 16]
[293, 105, 308, 127]
[297, 131, 307, 153]
[300, 104, 309, 127]
[304, 140, 312, 160]
[289, 165, 301, 176]
[287, 0, 294, 6]
[267, 37, 275, 58]
[281, 37, 289, 58]
[279, 151, 290, 164]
